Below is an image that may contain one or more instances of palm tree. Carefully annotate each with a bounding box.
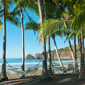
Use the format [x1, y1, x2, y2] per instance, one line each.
[64, 14, 77, 67]
[37, 19, 71, 68]
[73, 34, 79, 72]
[43, 0, 53, 75]
[14, 0, 30, 72]
[1, 0, 8, 80]
[47, 36, 53, 74]
[37, 0, 51, 80]
[20, 7, 25, 71]
[71, 2, 85, 79]
[51, 34, 64, 68]
[79, 30, 85, 80]
[0, 0, 21, 80]
[14, 0, 38, 72]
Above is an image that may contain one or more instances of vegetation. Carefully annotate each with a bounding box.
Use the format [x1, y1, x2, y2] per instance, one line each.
[0, 0, 85, 81]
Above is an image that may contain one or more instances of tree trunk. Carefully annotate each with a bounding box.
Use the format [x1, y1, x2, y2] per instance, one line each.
[67, 34, 75, 62]
[79, 31, 85, 80]
[1, 0, 8, 80]
[20, 8, 25, 71]
[37, 0, 50, 79]
[43, 0, 53, 75]
[74, 34, 79, 72]
[52, 34, 64, 68]
[47, 36, 53, 74]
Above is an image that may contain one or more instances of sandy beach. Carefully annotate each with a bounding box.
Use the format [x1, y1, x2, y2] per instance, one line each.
[0, 63, 85, 85]
[0, 72, 85, 85]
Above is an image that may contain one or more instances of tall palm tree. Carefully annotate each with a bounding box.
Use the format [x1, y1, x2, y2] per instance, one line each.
[14, 0, 29, 72]
[47, 36, 53, 74]
[37, 0, 50, 80]
[14, 0, 37, 72]
[20, 7, 25, 71]
[71, 2, 85, 79]
[73, 34, 79, 72]
[43, 0, 53, 75]
[1, 0, 8, 80]
[79, 30, 85, 80]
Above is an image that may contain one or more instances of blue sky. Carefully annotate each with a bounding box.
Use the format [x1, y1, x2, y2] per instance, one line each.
[0, 9, 74, 58]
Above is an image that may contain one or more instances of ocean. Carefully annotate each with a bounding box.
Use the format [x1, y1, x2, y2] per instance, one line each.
[0, 58, 79, 70]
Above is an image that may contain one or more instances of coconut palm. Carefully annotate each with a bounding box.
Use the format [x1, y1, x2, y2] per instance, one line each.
[38, 19, 72, 67]
[72, 7, 85, 80]
[14, 0, 38, 72]
[51, 34, 64, 68]
[1, 0, 8, 80]
[43, 0, 53, 75]
[0, 0, 21, 80]
[64, 13, 79, 72]
[37, 0, 51, 79]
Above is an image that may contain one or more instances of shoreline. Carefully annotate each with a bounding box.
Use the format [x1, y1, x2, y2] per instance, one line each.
[0, 62, 80, 79]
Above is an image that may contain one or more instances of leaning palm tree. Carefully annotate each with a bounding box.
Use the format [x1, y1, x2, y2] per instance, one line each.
[51, 34, 64, 68]
[38, 19, 72, 68]
[37, 0, 51, 80]
[64, 14, 79, 72]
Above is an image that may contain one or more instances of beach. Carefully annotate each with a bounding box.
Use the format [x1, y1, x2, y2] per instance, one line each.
[0, 71, 85, 85]
[0, 59, 83, 85]
[0, 63, 84, 85]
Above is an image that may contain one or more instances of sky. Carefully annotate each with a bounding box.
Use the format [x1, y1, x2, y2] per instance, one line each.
[0, 9, 74, 58]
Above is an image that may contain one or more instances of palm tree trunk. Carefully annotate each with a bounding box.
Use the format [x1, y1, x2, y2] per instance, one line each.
[67, 33, 75, 62]
[1, 0, 8, 80]
[79, 31, 85, 80]
[43, 0, 53, 75]
[38, 0, 50, 79]
[47, 36, 53, 74]
[74, 34, 79, 72]
[20, 8, 25, 71]
[42, 38, 50, 79]
[51, 34, 64, 68]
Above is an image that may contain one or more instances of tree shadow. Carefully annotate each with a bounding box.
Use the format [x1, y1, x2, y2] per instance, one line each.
[0, 73, 85, 85]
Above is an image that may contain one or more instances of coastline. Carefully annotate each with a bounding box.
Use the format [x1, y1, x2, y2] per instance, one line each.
[0, 63, 80, 79]
[0, 63, 82, 85]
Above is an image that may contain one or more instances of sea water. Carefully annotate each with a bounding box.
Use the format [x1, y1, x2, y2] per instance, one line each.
[0, 58, 80, 70]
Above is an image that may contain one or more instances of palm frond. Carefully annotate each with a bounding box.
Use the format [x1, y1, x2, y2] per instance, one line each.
[0, 21, 2, 30]
[64, 31, 74, 43]
[37, 19, 72, 40]
[6, 15, 21, 27]
[25, 21, 39, 31]
[72, 9, 85, 29]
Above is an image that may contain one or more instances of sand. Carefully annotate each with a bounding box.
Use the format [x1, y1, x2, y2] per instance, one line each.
[0, 63, 84, 85]
[0, 73, 85, 85]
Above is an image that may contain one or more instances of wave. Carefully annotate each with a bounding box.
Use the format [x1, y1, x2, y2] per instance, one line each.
[0, 60, 80, 66]
[0, 62, 42, 66]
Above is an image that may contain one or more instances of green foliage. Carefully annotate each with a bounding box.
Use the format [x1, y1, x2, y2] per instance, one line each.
[25, 21, 39, 31]
[0, 21, 2, 30]
[72, 9, 85, 30]
[63, 47, 70, 51]
[37, 18, 72, 40]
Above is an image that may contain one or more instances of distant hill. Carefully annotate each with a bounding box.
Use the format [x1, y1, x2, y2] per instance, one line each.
[50, 45, 80, 59]
[26, 45, 80, 59]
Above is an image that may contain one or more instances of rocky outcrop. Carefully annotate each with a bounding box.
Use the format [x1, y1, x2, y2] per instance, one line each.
[34, 53, 43, 59]
[51, 51, 72, 59]
[26, 45, 80, 59]
[26, 54, 35, 59]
